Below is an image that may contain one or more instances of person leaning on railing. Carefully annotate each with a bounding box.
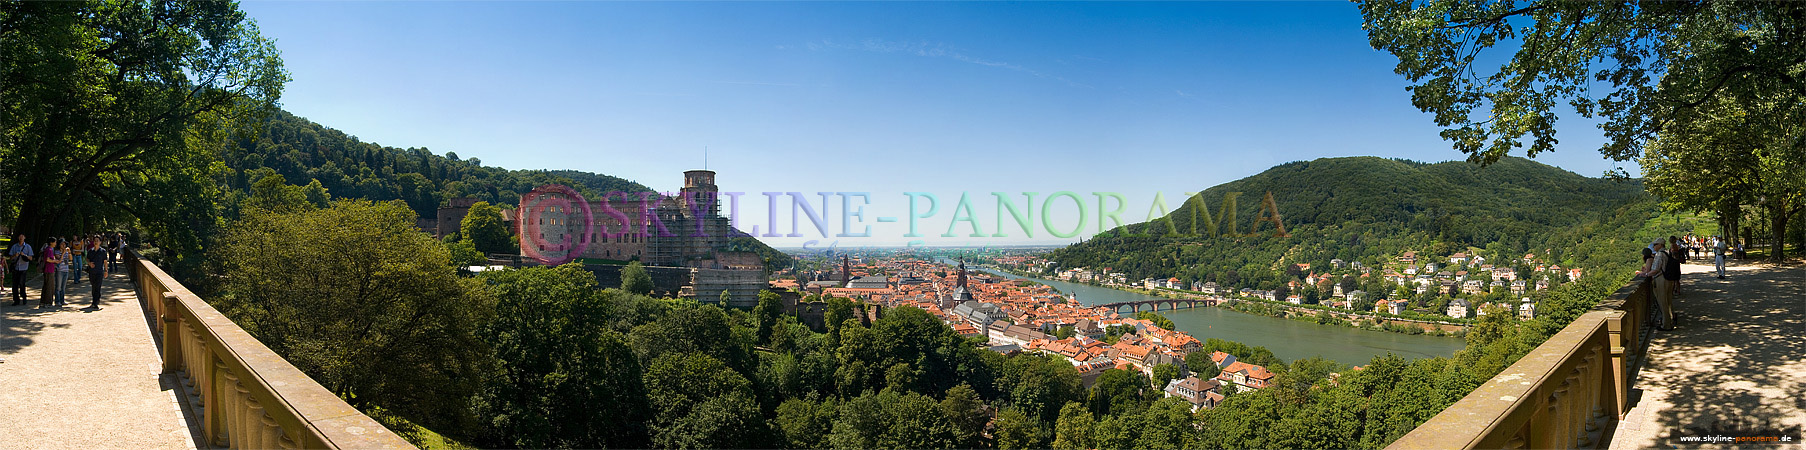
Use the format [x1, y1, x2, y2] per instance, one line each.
[1638, 240, 1675, 331]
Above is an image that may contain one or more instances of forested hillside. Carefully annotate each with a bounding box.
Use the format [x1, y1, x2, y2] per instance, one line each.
[213, 109, 793, 269]
[218, 110, 652, 220]
[1048, 157, 1655, 289]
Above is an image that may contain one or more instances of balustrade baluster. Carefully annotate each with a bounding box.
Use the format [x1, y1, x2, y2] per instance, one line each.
[1541, 392, 1562, 450]
[128, 250, 416, 449]
[243, 396, 268, 449]
[259, 413, 285, 449]
[1565, 371, 1583, 448]
[231, 382, 253, 450]
[212, 364, 235, 448]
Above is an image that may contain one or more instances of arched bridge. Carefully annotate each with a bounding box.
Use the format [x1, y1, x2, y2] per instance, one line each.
[1093, 298, 1211, 314]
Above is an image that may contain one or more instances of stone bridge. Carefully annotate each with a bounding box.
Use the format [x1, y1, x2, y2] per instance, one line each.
[1093, 298, 1212, 314]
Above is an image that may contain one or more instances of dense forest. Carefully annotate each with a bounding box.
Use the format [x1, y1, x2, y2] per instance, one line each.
[1047, 157, 1657, 289]
[218, 110, 652, 219]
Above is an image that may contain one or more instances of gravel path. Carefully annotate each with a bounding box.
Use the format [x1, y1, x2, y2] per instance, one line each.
[0, 273, 204, 449]
[1610, 259, 1806, 449]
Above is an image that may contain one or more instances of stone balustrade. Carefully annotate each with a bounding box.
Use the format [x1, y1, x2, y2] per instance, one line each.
[127, 250, 415, 449]
[1389, 276, 1654, 450]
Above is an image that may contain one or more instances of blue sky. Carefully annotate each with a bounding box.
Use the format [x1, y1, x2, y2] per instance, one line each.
[241, 1, 1633, 247]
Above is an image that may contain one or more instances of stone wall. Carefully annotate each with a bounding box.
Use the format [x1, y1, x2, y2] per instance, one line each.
[581, 263, 692, 296]
[691, 268, 766, 308]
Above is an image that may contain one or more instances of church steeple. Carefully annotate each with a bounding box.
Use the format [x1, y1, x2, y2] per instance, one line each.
[957, 259, 968, 289]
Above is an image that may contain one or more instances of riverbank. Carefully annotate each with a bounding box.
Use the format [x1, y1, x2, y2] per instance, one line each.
[991, 266, 1468, 337]
[973, 265, 1466, 365]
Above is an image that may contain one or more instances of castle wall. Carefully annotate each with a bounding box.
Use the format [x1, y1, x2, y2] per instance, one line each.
[691, 268, 766, 308]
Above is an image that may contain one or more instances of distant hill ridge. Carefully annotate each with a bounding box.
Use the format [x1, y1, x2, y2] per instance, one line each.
[1047, 156, 1655, 289]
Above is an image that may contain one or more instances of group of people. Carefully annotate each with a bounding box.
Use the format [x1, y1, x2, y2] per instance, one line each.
[1671, 232, 1739, 269]
[1638, 233, 1731, 331]
[4, 232, 127, 310]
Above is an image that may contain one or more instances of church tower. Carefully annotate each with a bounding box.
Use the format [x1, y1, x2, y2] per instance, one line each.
[957, 259, 968, 290]
[841, 255, 851, 288]
[947, 259, 975, 308]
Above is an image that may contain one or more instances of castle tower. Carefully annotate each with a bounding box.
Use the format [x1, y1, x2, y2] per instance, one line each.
[680, 170, 719, 217]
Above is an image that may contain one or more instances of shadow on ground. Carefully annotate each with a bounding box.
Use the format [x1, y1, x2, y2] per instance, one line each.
[1637, 260, 1805, 448]
[1, 274, 137, 355]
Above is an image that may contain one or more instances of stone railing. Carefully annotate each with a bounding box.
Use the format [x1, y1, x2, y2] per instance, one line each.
[1389, 276, 1654, 450]
[127, 250, 415, 449]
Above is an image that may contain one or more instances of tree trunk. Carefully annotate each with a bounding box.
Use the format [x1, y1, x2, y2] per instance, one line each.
[1769, 198, 1790, 261]
[1728, 204, 1741, 248]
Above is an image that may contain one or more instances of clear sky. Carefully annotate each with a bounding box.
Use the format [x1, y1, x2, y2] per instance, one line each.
[241, 1, 1634, 248]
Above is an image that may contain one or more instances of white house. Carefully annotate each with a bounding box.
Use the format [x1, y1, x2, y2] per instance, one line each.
[1518, 298, 1537, 319]
[1447, 299, 1471, 318]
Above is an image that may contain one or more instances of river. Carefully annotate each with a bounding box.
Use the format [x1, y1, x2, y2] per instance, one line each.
[976, 267, 1467, 366]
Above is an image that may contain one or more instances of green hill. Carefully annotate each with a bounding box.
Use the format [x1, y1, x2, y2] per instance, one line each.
[1047, 156, 1656, 290]
[220, 110, 652, 217]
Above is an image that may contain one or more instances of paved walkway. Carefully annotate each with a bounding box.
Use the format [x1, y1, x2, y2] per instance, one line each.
[0, 273, 203, 449]
[1610, 259, 1806, 448]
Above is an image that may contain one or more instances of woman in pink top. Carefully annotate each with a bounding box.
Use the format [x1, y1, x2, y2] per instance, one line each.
[39, 239, 60, 308]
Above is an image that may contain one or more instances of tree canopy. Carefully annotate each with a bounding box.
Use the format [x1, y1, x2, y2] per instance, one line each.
[1360, 0, 1806, 257]
[0, 0, 286, 258]
[1358, 1, 1806, 165]
[460, 200, 515, 255]
[211, 198, 489, 433]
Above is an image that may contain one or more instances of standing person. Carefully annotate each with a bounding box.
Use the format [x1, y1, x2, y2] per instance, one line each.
[85, 236, 107, 309]
[70, 236, 84, 284]
[1668, 236, 1684, 295]
[114, 233, 126, 268]
[1664, 237, 1684, 327]
[53, 238, 71, 307]
[1640, 240, 1673, 330]
[39, 238, 60, 308]
[106, 232, 121, 270]
[1714, 235, 1728, 279]
[6, 234, 31, 306]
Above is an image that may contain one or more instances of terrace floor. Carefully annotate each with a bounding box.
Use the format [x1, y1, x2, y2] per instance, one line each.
[0, 273, 204, 449]
[1609, 259, 1805, 448]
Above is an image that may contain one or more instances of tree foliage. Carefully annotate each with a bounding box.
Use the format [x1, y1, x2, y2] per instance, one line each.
[1051, 402, 1096, 450]
[212, 199, 489, 433]
[0, 0, 286, 265]
[476, 265, 650, 449]
[461, 200, 515, 254]
[621, 260, 654, 295]
[1642, 96, 1805, 260]
[1358, 1, 1806, 165]
[1135, 311, 1176, 330]
[644, 352, 769, 449]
